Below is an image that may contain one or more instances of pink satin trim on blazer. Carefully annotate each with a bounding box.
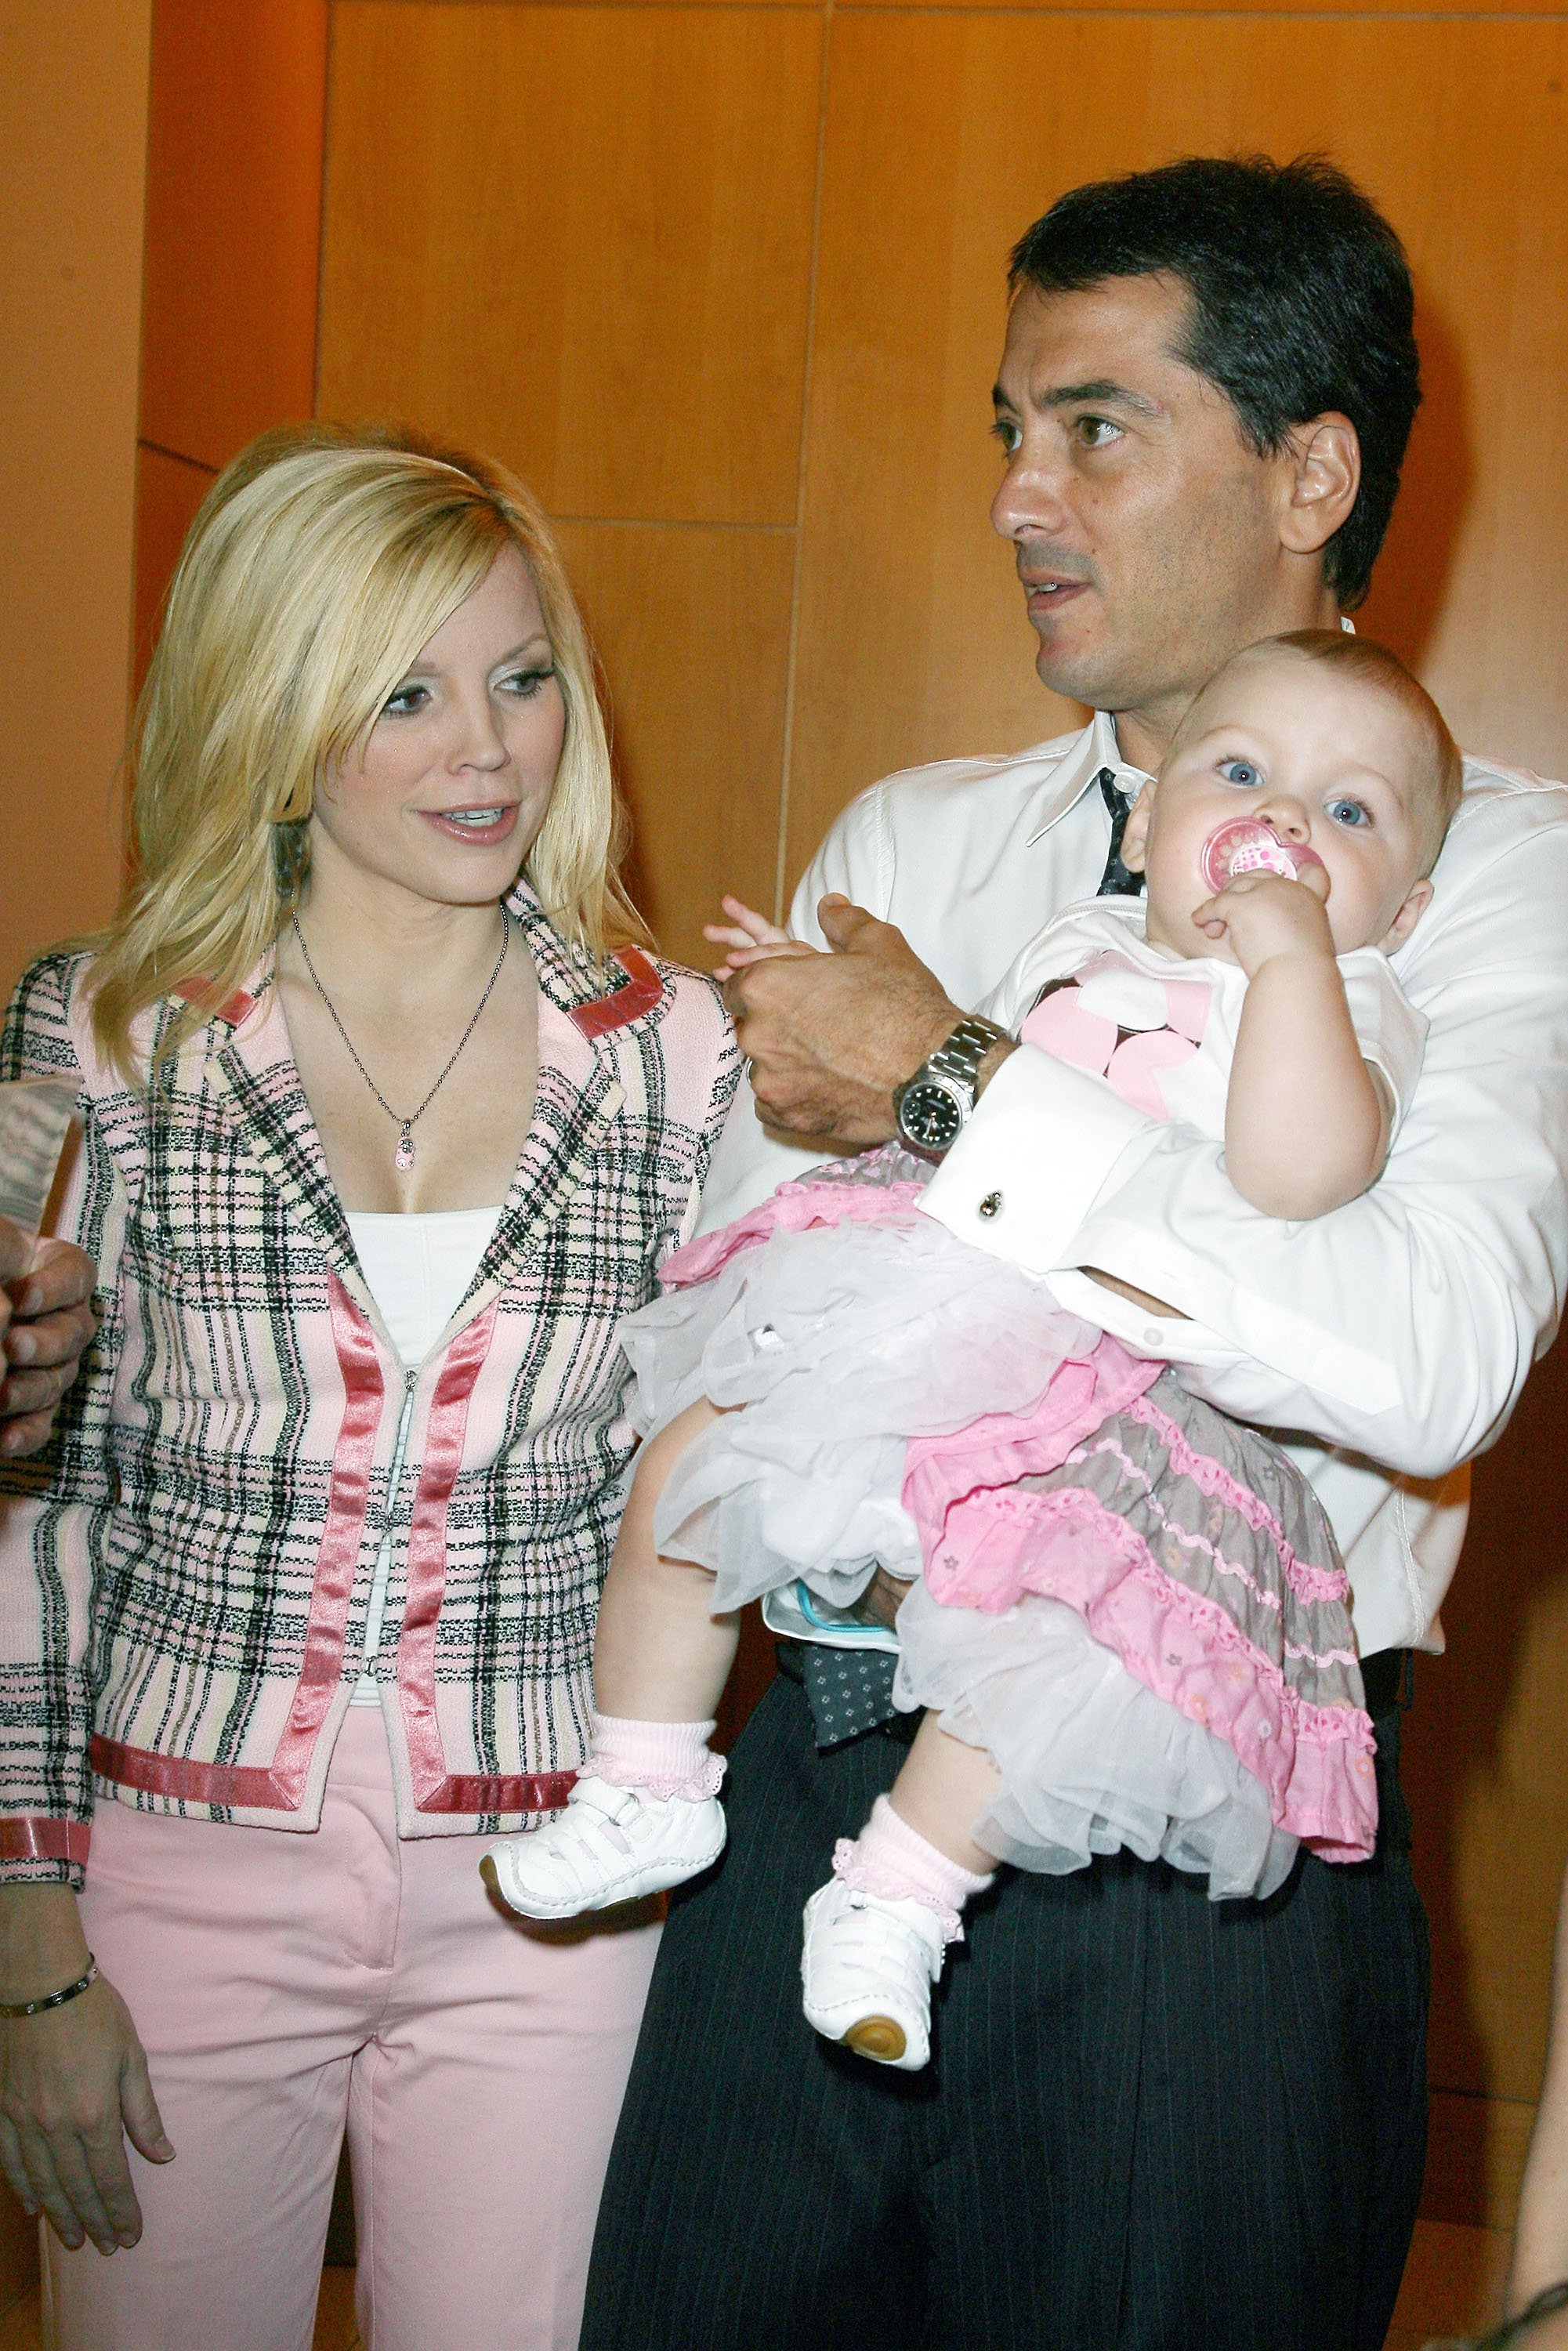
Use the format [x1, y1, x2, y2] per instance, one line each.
[0, 1817, 91, 1865]
[173, 977, 259, 1029]
[396, 1307, 574, 1815]
[569, 947, 664, 1040]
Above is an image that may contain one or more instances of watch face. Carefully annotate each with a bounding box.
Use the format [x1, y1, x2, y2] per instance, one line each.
[897, 1081, 964, 1154]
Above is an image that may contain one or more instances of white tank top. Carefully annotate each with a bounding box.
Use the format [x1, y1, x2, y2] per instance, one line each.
[344, 1207, 504, 1705]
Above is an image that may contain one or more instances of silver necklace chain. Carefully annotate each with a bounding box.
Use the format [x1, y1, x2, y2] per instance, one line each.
[290, 912, 510, 1172]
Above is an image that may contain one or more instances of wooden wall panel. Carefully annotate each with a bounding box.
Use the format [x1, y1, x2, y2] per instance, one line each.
[0, 0, 150, 1005]
[140, 0, 328, 468]
[556, 523, 792, 965]
[1403, 1329, 1568, 2203]
[786, 13, 1568, 879]
[850, 0, 1534, 14]
[135, 0, 329, 702]
[132, 444, 215, 691]
[319, 3, 824, 526]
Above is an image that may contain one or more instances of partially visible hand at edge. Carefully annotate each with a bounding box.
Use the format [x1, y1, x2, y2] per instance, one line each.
[703, 895, 819, 982]
[0, 1230, 97, 1458]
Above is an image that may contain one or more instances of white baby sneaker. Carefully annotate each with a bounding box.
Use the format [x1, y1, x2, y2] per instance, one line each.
[800, 1877, 948, 2071]
[481, 1774, 726, 1921]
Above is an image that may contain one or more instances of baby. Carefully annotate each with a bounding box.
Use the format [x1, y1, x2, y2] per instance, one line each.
[483, 630, 1463, 2071]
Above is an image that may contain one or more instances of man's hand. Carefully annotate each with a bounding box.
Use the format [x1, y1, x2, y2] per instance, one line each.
[0, 1228, 96, 1458]
[723, 896, 972, 1146]
[1191, 868, 1334, 979]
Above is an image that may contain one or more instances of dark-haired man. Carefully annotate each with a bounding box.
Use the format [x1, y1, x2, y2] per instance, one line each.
[584, 158, 1568, 2349]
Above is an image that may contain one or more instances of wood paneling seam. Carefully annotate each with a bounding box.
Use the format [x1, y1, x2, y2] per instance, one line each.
[836, 7, 1568, 18]
[546, 513, 795, 533]
[334, 2, 826, 11]
[137, 437, 218, 477]
[313, 2, 336, 415]
[774, 0, 835, 925]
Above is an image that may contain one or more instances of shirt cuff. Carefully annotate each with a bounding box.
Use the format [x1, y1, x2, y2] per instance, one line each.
[1045, 1264, 1295, 1388]
[1063, 1210, 1404, 1416]
[921, 1045, 1157, 1273]
[1043, 1267, 1209, 1360]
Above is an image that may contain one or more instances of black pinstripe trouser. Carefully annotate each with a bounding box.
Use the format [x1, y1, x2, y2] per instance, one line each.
[581, 1669, 1429, 2351]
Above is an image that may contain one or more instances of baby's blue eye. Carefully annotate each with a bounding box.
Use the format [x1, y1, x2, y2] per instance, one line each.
[1219, 759, 1262, 788]
[1327, 798, 1370, 828]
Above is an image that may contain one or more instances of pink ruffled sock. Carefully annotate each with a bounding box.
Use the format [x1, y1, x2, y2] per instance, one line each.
[831, 1795, 995, 1944]
[589, 1713, 726, 1802]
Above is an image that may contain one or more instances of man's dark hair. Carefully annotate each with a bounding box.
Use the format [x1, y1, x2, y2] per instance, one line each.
[1009, 156, 1419, 608]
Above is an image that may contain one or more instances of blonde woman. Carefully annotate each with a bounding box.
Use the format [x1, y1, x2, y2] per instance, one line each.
[0, 425, 735, 2350]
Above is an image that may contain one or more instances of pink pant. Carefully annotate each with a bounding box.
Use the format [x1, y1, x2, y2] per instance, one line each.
[44, 1708, 659, 2351]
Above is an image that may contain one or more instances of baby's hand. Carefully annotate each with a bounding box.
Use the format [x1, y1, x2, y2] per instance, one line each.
[704, 895, 820, 980]
[1192, 868, 1334, 977]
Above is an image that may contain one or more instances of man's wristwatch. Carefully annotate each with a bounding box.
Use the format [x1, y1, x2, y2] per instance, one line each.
[893, 1016, 1009, 1158]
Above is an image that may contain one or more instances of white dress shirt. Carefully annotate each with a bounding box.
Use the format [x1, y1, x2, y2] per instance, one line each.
[698, 712, 1568, 1656]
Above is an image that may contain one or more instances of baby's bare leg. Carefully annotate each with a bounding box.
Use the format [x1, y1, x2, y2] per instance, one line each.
[593, 1399, 741, 1722]
[888, 1715, 1005, 1876]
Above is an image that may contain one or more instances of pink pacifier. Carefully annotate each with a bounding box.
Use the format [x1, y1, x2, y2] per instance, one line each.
[1200, 818, 1324, 895]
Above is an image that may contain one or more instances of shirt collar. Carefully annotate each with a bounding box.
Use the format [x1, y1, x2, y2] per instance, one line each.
[1024, 709, 1153, 847]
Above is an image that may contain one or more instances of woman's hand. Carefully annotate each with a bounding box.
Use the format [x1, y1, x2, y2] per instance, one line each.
[0, 1888, 173, 2251]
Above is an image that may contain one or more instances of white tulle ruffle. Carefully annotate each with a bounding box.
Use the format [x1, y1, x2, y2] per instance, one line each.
[621, 1212, 1103, 1614]
[894, 1578, 1300, 1903]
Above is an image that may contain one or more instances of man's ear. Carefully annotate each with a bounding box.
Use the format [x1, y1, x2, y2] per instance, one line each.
[1279, 413, 1360, 560]
[1379, 875, 1433, 952]
[1119, 781, 1155, 874]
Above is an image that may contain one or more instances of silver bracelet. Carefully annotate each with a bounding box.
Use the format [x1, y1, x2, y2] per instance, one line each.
[0, 1956, 97, 2019]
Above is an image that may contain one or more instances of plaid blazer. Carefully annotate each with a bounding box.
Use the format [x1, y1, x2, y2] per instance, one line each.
[0, 893, 736, 1885]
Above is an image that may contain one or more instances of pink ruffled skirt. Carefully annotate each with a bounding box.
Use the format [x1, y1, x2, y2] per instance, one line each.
[621, 1154, 1376, 1900]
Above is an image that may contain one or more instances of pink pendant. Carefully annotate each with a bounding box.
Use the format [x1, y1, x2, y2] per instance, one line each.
[395, 1128, 415, 1172]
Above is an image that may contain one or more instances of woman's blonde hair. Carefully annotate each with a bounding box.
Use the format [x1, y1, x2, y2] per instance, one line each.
[92, 421, 643, 1081]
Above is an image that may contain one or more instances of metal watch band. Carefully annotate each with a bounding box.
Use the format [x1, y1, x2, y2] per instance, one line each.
[893, 1013, 1010, 1158]
[0, 1955, 98, 2019]
[923, 1015, 1008, 1091]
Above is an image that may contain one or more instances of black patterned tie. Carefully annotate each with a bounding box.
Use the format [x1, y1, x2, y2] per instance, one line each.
[797, 1641, 909, 1748]
[1095, 766, 1145, 898]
